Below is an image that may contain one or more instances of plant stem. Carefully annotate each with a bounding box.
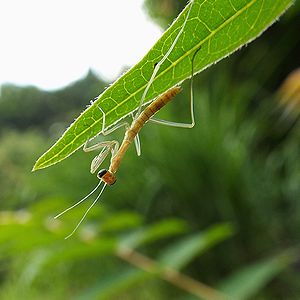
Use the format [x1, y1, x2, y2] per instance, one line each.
[116, 246, 228, 300]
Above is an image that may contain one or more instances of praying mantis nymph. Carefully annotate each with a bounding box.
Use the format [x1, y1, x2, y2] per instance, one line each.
[56, 83, 193, 239]
[98, 86, 182, 185]
[55, 0, 201, 239]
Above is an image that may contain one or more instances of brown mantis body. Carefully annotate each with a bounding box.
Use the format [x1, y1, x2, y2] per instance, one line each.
[99, 86, 182, 186]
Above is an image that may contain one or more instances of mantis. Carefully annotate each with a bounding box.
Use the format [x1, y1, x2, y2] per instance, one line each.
[55, 0, 201, 239]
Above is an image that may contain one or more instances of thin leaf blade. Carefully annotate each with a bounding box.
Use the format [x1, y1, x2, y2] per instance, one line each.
[118, 218, 188, 250]
[158, 223, 234, 270]
[218, 251, 297, 300]
[33, 0, 293, 170]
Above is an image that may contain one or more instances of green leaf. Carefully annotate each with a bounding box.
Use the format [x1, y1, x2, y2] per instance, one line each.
[118, 218, 188, 250]
[158, 223, 234, 270]
[44, 239, 116, 266]
[100, 211, 144, 233]
[33, 0, 293, 170]
[75, 267, 150, 300]
[218, 251, 296, 300]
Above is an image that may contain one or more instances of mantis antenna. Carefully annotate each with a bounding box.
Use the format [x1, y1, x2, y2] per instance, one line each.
[63, 182, 107, 240]
[54, 181, 102, 219]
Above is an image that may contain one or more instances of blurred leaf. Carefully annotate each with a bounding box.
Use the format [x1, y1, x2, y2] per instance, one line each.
[118, 218, 188, 249]
[18, 249, 53, 287]
[158, 223, 234, 270]
[100, 211, 144, 233]
[218, 251, 296, 300]
[75, 267, 150, 300]
[44, 239, 116, 266]
[177, 295, 200, 300]
[33, 0, 293, 170]
[0, 212, 60, 255]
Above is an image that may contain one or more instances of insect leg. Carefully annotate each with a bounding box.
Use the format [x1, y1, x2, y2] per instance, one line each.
[148, 117, 194, 128]
[130, 113, 141, 156]
[83, 140, 118, 174]
[134, 0, 195, 120]
[84, 110, 130, 173]
[92, 143, 118, 174]
[148, 45, 201, 129]
[83, 140, 118, 153]
[97, 104, 130, 136]
[134, 133, 141, 156]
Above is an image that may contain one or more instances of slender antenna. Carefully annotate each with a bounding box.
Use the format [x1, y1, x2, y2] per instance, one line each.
[54, 181, 102, 219]
[64, 183, 107, 239]
[135, 0, 195, 119]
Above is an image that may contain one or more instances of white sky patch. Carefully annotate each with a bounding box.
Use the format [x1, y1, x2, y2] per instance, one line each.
[0, 0, 162, 90]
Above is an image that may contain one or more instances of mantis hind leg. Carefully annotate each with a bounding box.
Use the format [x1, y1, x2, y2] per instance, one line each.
[130, 113, 141, 156]
[149, 46, 201, 129]
[148, 83, 195, 128]
[134, 133, 141, 156]
[134, 0, 195, 120]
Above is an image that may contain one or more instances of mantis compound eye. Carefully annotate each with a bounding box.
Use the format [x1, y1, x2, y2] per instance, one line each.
[97, 169, 116, 185]
[97, 169, 108, 179]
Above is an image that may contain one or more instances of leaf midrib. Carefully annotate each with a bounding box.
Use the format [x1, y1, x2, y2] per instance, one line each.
[41, 0, 258, 167]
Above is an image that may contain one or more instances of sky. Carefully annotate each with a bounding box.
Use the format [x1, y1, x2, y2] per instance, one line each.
[0, 0, 162, 90]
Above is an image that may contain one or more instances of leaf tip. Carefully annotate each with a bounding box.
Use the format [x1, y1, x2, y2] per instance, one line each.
[32, 155, 48, 172]
[32, 160, 41, 172]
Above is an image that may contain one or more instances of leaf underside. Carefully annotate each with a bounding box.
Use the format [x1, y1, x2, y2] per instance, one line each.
[33, 0, 293, 171]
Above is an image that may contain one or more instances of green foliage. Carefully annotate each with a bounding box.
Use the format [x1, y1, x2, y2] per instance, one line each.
[33, 0, 293, 171]
[1, 1, 300, 299]
[158, 223, 234, 270]
[0, 71, 103, 131]
[75, 268, 148, 300]
[118, 218, 188, 249]
[219, 251, 297, 299]
[0, 199, 233, 300]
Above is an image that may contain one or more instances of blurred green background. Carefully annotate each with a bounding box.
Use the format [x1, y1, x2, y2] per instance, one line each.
[1, 1, 300, 299]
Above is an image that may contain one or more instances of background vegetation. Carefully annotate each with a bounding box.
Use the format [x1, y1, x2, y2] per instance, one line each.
[0, 1, 300, 299]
